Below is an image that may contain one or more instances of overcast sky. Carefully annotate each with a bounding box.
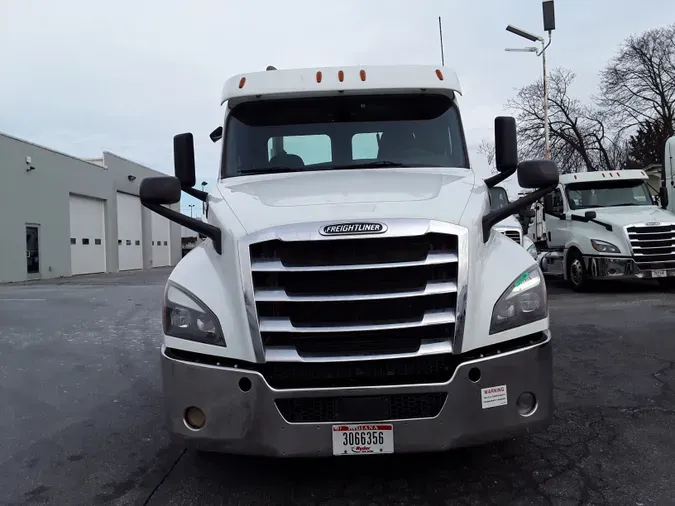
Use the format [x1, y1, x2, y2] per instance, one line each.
[1, 0, 674, 213]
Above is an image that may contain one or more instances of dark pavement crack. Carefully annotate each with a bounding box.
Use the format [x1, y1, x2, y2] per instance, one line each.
[142, 448, 186, 506]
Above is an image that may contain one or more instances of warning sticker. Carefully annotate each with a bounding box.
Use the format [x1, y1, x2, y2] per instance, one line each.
[481, 385, 508, 409]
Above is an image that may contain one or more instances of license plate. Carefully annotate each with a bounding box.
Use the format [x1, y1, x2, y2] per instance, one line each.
[653, 269, 667, 278]
[332, 424, 394, 455]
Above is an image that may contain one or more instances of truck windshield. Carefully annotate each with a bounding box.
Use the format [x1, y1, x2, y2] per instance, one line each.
[565, 179, 655, 210]
[220, 93, 469, 178]
[489, 187, 510, 211]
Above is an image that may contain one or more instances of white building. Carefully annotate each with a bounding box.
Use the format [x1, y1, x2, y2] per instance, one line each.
[0, 132, 181, 283]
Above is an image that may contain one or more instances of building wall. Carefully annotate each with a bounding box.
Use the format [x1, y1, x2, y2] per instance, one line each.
[0, 133, 181, 283]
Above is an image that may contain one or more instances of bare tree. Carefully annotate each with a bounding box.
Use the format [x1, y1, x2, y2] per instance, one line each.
[477, 139, 496, 174]
[506, 68, 626, 173]
[597, 24, 675, 139]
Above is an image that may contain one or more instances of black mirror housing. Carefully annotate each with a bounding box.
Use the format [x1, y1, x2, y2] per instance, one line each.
[517, 159, 559, 189]
[660, 186, 669, 209]
[174, 133, 196, 188]
[584, 211, 597, 220]
[140, 176, 182, 205]
[494, 116, 518, 172]
[525, 209, 535, 218]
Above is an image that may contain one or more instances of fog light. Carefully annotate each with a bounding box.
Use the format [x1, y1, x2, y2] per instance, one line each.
[184, 406, 206, 430]
[516, 392, 537, 417]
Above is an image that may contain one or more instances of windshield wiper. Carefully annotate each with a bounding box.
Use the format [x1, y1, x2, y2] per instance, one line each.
[606, 203, 638, 207]
[331, 161, 444, 170]
[238, 166, 305, 175]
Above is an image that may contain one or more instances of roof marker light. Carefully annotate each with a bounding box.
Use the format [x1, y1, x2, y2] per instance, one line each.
[435, 69, 444, 80]
[338, 70, 344, 82]
[238, 77, 246, 89]
[602, 173, 606, 177]
[616, 172, 620, 177]
[610, 172, 613, 177]
[574, 175, 577, 179]
[316, 71, 322, 83]
[360, 69, 366, 81]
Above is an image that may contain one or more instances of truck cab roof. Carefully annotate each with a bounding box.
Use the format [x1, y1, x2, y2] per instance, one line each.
[558, 169, 649, 185]
[221, 65, 463, 106]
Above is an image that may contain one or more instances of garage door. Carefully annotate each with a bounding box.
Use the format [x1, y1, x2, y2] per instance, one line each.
[116, 192, 143, 271]
[69, 194, 106, 275]
[151, 212, 171, 267]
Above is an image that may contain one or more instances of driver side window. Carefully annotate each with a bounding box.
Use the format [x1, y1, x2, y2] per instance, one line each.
[545, 188, 565, 215]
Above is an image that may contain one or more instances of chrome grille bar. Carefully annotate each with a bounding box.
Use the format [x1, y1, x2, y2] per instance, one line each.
[245, 223, 462, 360]
[626, 223, 675, 269]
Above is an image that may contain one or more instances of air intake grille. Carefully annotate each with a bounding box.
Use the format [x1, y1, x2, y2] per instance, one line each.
[626, 224, 675, 270]
[275, 393, 447, 423]
[249, 232, 459, 357]
[502, 229, 522, 245]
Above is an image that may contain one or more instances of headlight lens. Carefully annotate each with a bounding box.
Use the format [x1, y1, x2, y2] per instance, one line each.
[590, 239, 620, 254]
[162, 283, 225, 346]
[490, 265, 548, 334]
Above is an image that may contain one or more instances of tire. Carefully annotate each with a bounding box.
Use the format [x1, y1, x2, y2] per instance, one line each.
[567, 250, 592, 292]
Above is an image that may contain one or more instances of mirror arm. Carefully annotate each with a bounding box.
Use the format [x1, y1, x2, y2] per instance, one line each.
[141, 201, 222, 255]
[484, 166, 517, 189]
[482, 184, 557, 242]
[182, 186, 208, 202]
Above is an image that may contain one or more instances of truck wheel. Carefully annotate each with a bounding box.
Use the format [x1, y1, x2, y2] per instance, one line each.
[657, 278, 675, 290]
[567, 250, 591, 292]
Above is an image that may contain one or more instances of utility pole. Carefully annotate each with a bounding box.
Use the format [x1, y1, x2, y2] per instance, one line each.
[505, 1, 556, 160]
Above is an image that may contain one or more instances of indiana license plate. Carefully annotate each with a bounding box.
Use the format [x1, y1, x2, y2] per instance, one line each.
[653, 269, 667, 278]
[332, 424, 394, 455]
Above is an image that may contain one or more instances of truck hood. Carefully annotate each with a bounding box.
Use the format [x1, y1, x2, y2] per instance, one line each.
[576, 206, 675, 228]
[216, 168, 478, 233]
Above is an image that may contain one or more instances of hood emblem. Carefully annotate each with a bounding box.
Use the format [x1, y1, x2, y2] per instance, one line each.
[320, 222, 387, 236]
[645, 221, 661, 226]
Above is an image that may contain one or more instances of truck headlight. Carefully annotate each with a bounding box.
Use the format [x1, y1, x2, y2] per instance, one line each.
[591, 239, 620, 254]
[490, 265, 547, 334]
[162, 283, 225, 346]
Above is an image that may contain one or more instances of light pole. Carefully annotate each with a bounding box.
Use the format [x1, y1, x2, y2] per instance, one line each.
[188, 204, 194, 218]
[505, 0, 556, 161]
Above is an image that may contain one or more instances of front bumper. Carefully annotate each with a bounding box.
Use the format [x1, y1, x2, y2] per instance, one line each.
[583, 255, 675, 280]
[160, 331, 553, 457]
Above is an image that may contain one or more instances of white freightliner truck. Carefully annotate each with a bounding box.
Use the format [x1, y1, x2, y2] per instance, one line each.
[139, 65, 559, 457]
[530, 161, 675, 291]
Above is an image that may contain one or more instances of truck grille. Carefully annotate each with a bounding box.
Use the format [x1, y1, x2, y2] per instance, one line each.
[501, 229, 522, 245]
[626, 224, 675, 270]
[248, 232, 459, 358]
[276, 393, 447, 423]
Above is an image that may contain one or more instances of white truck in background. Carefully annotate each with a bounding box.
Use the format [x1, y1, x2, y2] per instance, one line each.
[139, 64, 560, 458]
[489, 186, 538, 259]
[530, 159, 675, 291]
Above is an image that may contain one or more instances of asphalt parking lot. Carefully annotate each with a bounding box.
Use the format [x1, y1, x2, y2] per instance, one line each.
[1, 269, 674, 506]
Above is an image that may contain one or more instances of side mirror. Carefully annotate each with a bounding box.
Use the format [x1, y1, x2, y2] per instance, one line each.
[660, 186, 669, 209]
[525, 209, 536, 218]
[584, 211, 597, 220]
[517, 159, 559, 189]
[139, 176, 182, 205]
[494, 116, 518, 172]
[174, 133, 196, 188]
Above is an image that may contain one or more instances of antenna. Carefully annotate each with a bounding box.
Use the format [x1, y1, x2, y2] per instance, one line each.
[438, 16, 445, 66]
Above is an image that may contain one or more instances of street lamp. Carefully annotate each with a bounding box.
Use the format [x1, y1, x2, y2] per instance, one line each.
[505, 0, 556, 161]
[188, 204, 194, 218]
